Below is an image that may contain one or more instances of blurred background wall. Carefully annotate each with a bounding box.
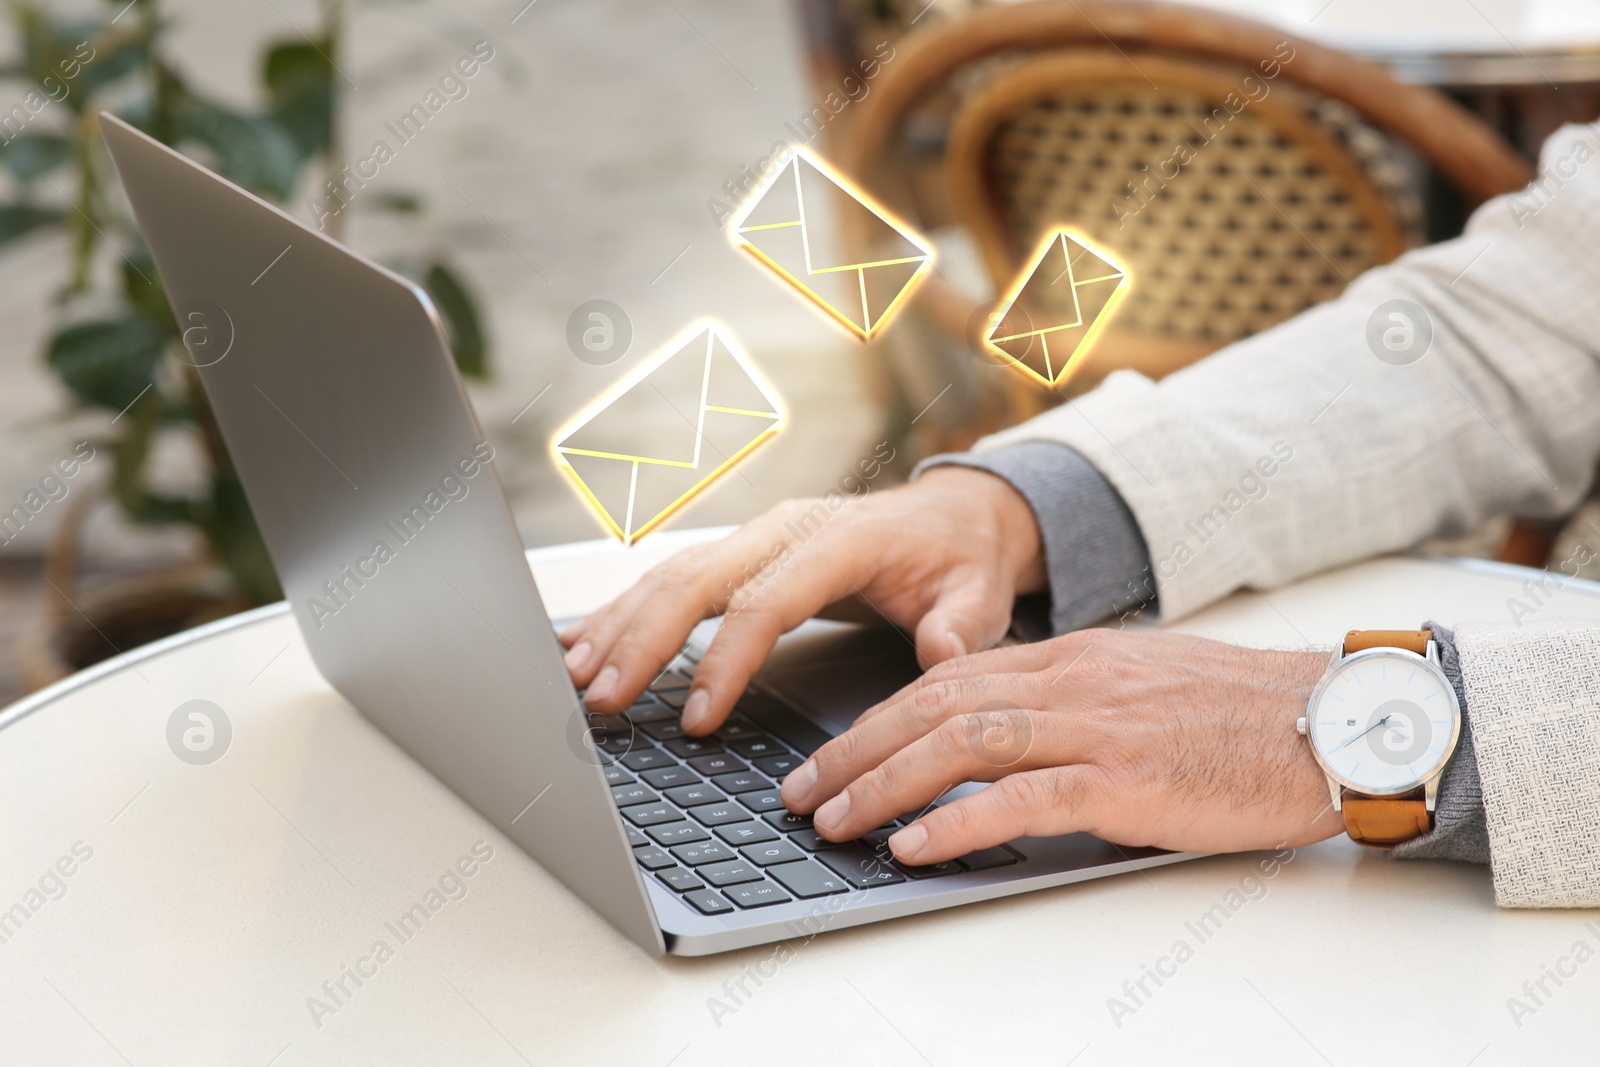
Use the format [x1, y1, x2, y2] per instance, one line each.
[0, 0, 886, 700]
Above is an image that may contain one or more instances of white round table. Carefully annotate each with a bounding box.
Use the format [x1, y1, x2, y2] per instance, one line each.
[3, 530, 1598, 1065]
[1136, 0, 1600, 85]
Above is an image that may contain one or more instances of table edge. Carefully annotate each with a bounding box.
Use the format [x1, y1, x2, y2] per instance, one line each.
[2, 548, 1588, 733]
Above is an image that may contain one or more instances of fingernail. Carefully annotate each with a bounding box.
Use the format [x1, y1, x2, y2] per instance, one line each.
[947, 631, 967, 659]
[681, 688, 710, 732]
[564, 641, 592, 673]
[584, 665, 617, 705]
[781, 759, 818, 806]
[814, 789, 850, 830]
[888, 823, 927, 863]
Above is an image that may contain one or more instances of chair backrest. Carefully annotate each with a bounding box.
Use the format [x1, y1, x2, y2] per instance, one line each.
[948, 49, 1412, 369]
[843, 0, 1533, 389]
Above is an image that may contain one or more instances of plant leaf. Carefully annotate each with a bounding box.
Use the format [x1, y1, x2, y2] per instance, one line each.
[46, 314, 167, 411]
[262, 40, 333, 161]
[0, 132, 71, 181]
[422, 262, 488, 378]
[119, 241, 176, 332]
[0, 202, 63, 245]
[174, 96, 300, 201]
[367, 190, 423, 214]
[200, 472, 283, 604]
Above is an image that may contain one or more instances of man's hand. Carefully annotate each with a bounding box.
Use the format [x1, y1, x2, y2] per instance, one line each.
[778, 630, 1345, 864]
[559, 467, 1046, 732]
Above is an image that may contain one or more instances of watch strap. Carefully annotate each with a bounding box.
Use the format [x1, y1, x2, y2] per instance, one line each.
[1343, 628, 1432, 655]
[1336, 629, 1436, 849]
[1342, 789, 1431, 848]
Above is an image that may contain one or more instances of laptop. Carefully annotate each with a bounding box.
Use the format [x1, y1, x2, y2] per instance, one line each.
[100, 113, 1198, 957]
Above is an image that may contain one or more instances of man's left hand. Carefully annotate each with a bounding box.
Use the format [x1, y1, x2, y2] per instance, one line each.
[777, 630, 1347, 865]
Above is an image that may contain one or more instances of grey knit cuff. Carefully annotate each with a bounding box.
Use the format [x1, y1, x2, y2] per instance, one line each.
[1391, 622, 1489, 865]
[914, 441, 1157, 633]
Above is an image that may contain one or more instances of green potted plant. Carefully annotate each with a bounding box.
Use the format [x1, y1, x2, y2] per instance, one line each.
[2, 0, 488, 685]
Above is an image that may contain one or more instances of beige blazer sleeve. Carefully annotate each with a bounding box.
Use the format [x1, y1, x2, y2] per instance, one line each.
[972, 121, 1600, 907]
[974, 121, 1600, 620]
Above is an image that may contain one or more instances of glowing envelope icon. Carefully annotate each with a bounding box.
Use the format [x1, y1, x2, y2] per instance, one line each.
[984, 228, 1131, 388]
[728, 146, 933, 340]
[553, 322, 782, 545]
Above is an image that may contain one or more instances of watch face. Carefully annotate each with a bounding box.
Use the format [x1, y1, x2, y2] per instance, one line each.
[1307, 649, 1460, 795]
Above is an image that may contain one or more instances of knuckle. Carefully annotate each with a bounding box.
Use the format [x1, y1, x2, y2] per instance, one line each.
[856, 760, 901, 805]
[996, 769, 1077, 817]
[813, 727, 861, 781]
[911, 677, 964, 723]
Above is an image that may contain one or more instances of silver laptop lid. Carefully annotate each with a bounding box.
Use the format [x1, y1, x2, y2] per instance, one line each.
[100, 113, 664, 956]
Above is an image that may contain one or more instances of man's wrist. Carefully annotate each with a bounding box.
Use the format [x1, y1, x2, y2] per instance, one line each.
[915, 441, 1157, 633]
[916, 465, 1046, 594]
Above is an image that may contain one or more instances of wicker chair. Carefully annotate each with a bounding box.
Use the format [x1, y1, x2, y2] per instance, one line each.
[839, 0, 1532, 419]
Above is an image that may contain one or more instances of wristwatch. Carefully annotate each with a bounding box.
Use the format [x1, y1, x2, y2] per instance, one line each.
[1297, 629, 1462, 849]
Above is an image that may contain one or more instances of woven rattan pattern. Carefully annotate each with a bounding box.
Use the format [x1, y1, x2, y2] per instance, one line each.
[987, 84, 1412, 342]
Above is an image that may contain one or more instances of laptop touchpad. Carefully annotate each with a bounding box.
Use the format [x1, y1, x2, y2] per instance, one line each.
[748, 620, 925, 739]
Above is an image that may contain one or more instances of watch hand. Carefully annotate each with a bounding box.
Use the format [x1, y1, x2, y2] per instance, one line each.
[1331, 714, 1390, 754]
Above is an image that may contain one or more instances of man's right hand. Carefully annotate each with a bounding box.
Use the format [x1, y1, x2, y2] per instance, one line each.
[558, 466, 1048, 734]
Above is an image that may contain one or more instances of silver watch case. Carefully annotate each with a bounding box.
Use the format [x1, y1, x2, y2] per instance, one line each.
[1295, 641, 1462, 813]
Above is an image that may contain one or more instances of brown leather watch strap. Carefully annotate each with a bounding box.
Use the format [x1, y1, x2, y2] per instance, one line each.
[1335, 630, 1436, 848]
[1343, 628, 1432, 655]
[1342, 791, 1431, 849]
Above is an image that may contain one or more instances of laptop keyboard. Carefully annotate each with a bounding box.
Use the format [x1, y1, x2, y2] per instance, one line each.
[584, 651, 1022, 916]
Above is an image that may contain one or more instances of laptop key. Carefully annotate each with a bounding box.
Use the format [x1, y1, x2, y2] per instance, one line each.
[625, 700, 677, 724]
[611, 784, 658, 807]
[715, 821, 779, 846]
[634, 846, 675, 870]
[764, 810, 813, 833]
[665, 783, 727, 807]
[625, 826, 649, 847]
[641, 719, 686, 742]
[649, 671, 692, 693]
[711, 770, 771, 794]
[897, 859, 964, 879]
[603, 766, 635, 787]
[755, 753, 803, 778]
[620, 802, 679, 827]
[712, 715, 763, 741]
[767, 860, 849, 898]
[621, 749, 674, 772]
[699, 860, 765, 887]
[820, 847, 907, 888]
[688, 753, 748, 776]
[596, 735, 640, 756]
[665, 737, 724, 759]
[737, 788, 785, 815]
[858, 828, 897, 851]
[671, 841, 737, 866]
[641, 766, 699, 790]
[729, 736, 788, 760]
[657, 689, 690, 710]
[688, 803, 750, 827]
[657, 866, 705, 893]
[683, 888, 734, 915]
[648, 822, 711, 846]
[787, 828, 844, 852]
[722, 881, 793, 909]
[741, 839, 805, 866]
[961, 846, 1022, 870]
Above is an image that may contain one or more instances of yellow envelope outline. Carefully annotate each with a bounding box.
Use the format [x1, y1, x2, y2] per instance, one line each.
[552, 321, 783, 544]
[984, 227, 1132, 387]
[728, 146, 934, 340]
